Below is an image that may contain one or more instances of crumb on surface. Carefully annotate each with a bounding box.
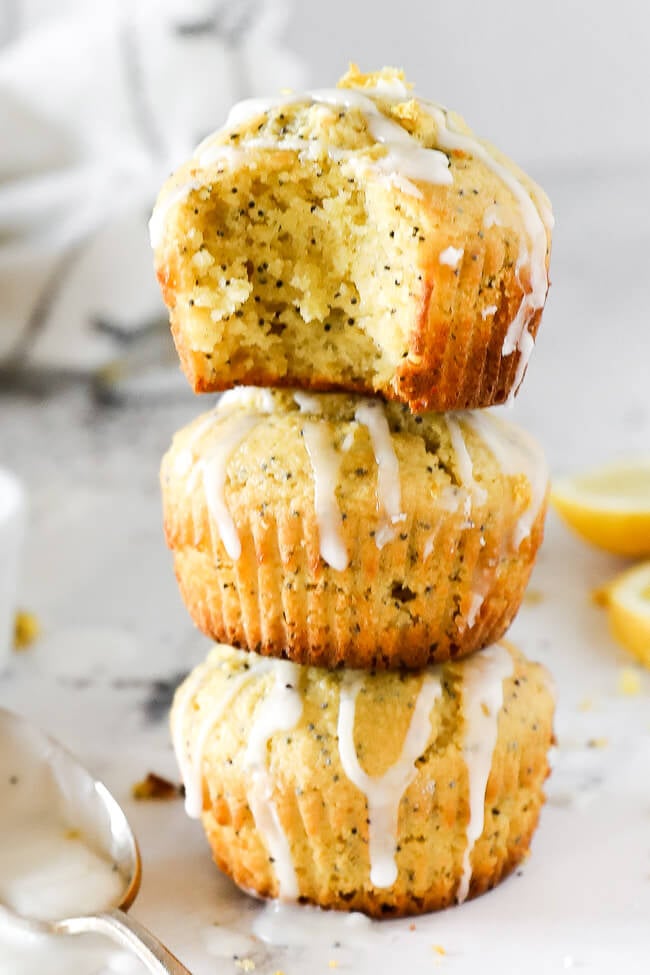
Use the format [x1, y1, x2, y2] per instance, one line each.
[13, 610, 40, 650]
[132, 772, 183, 801]
[433, 944, 446, 955]
[235, 960, 255, 972]
[587, 737, 608, 749]
[591, 584, 610, 608]
[578, 697, 594, 712]
[523, 589, 544, 606]
[617, 667, 641, 696]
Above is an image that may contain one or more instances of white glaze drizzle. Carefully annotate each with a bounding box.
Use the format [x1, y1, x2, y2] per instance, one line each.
[172, 657, 303, 898]
[293, 391, 323, 414]
[481, 303, 498, 319]
[483, 204, 504, 229]
[182, 662, 272, 818]
[199, 87, 452, 197]
[439, 245, 464, 268]
[172, 449, 194, 478]
[184, 80, 550, 397]
[331, 89, 449, 193]
[185, 462, 203, 498]
[362, 77, 410, 100]
[532, 191, 555, 232]
[445, 416, 488, 510]
[218, 386, 276, 416]
[177, 390, 278, 557]
[466, 593, 485, 629]
[341, 431, 355, 452]
[149, 180, 201, 249]
[464, 552, 498, 633]
[194, 142, 250, 168]
[509, 327, 536, 402]
[302, 421, 348, 571]
[422, 519, 443, 562]
[225, 93, 302, 130]
[173, 409, 221, 484]
[354, 401, 406, 548]
[463, 412, 548, 548]
[337, 671, 442, 888]
[202, 414, 261, 560]
[456, 643, 514, 904]
[199, 388, 278, 556]
[292, 88, 451, 190]
[423, 485, 464, 559]
[170, 664, 212, 814]
[421, 102, 550, 399]
[244, 661, 304, 900]
[438, 484, 465, 512]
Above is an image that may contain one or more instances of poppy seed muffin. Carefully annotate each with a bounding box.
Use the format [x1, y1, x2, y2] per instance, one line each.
[160, 388, 549, 669]
[170, 640, 554, 917]
[150, 66, 553, 412]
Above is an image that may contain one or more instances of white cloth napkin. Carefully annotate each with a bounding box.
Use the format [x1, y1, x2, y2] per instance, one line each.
[0, 0, 305, 371]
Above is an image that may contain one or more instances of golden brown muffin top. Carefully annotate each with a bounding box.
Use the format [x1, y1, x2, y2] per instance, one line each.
[164, 388, 548, 572]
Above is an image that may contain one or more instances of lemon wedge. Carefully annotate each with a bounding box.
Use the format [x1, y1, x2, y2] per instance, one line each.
[597, 562, 650, 667]
[551, 458, 650, 556]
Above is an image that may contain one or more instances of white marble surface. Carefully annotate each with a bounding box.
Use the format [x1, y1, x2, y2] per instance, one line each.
[1, 163, 650, 973]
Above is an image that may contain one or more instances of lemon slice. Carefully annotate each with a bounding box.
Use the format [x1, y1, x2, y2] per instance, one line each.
[551, 457, 650, 556]
[597, 562, 650, 667]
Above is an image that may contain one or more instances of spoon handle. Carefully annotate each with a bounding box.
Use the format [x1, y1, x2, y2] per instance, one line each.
[56, 908, 192, 974]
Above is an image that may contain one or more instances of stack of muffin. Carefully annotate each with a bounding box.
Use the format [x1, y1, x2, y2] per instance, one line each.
[152, 67, 555, 917]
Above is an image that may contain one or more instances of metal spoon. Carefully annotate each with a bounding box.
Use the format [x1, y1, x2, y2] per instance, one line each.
[0, 707, 192, 974]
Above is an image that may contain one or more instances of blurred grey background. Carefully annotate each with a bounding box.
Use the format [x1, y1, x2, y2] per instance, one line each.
[287, 0, 650, 170]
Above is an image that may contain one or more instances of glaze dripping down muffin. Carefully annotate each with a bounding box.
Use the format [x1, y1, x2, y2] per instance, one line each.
[171, 640, 555, 917]
[151, 67, 553, 412]
[153, 63, 556, 921]
[160, 388, 549, 669]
